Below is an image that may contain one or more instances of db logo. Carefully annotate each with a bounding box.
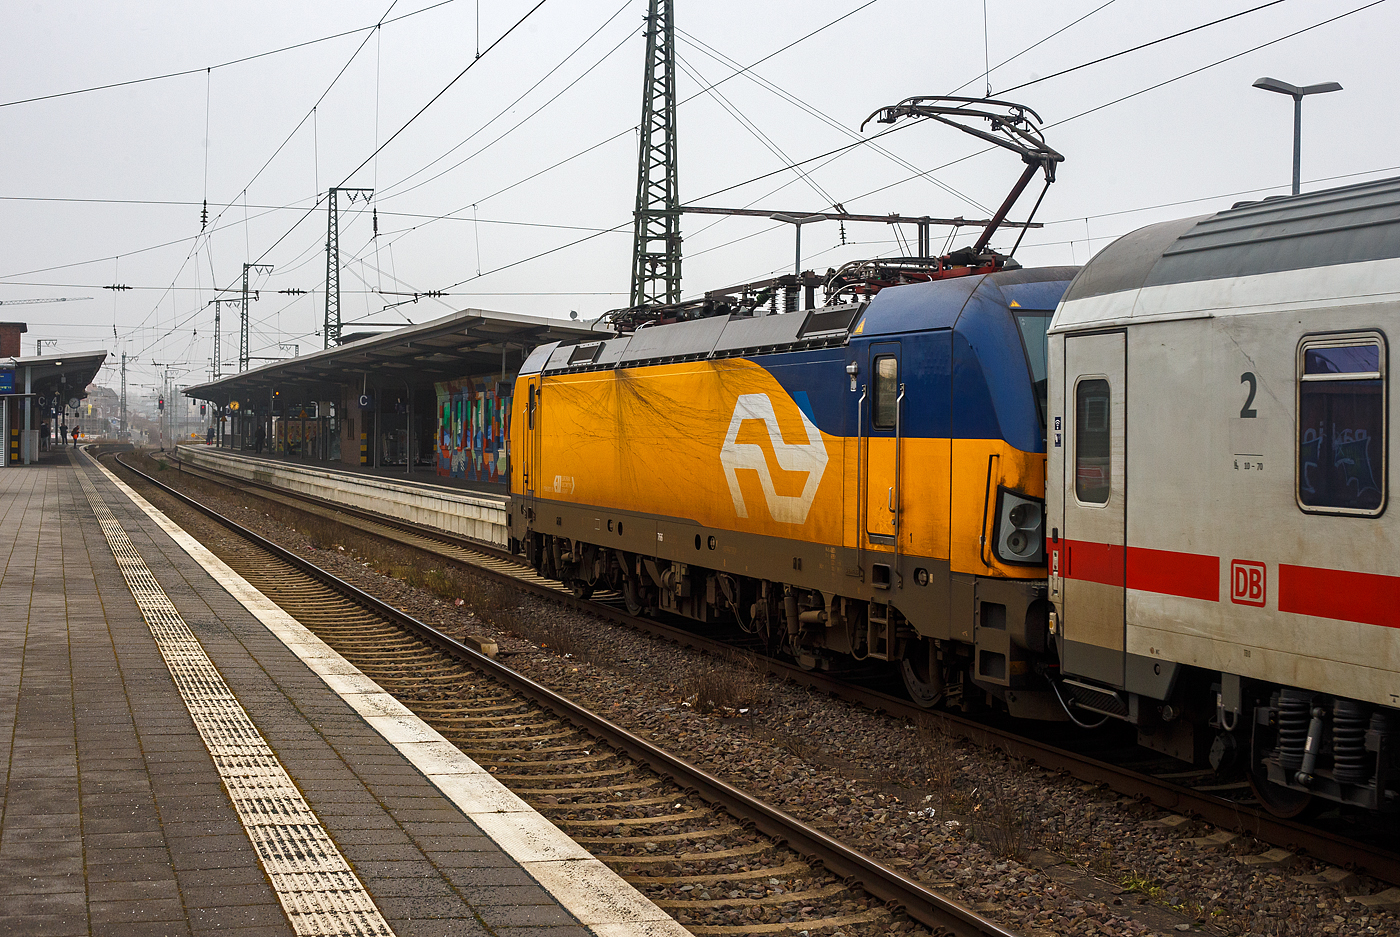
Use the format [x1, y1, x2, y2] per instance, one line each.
[1230, 560, 1267, 607]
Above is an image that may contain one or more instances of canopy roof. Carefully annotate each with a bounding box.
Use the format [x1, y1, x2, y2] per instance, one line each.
[3, 351, 108, 405]
[183, 308, 601, 406]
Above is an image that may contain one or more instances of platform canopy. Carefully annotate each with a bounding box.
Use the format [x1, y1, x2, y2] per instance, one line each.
[182, 308, 601, 408]
[2, 350, 108, 406]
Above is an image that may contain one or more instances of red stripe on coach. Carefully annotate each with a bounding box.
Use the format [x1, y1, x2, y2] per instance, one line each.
[1128, 547, 1220, 602]
[1278, 564, 1400, 629]
[1063, 540, 1125, 587]
[1064, 541, 1218, 601]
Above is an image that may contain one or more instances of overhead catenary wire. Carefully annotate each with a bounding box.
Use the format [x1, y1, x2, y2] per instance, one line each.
[674, 28, 991, 214]
[38, 0, 1389, 374]
[374, 0, 635, 201]
[308, 0, 897, 308]
[681, 2, 1386, 286]
[131, 0, 410, 354]
[673, 52, 839, 210]
[324, 0, 1389, 314]
[0, 0, 460, 110]
[997, 0, 1290, 96]
[947, 0, 1118, 96]
[208, 0, 554, 315]
[802, 0, 1387, 221]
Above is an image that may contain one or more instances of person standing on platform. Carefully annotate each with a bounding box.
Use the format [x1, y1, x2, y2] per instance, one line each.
[58, 422, 67, 447]
[71, 425, 80, 448]
[206, 426, 215, 445]
[254, 424, 266, 454]
[40, 422, 49, 451]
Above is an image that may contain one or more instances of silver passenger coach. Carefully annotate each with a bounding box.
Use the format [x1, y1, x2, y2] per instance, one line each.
[1046, 177, 1400, 815]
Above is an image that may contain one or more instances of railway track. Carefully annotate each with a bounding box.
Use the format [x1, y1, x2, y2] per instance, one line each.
[143, 447, 1400, 891]
[110, 449, 1015, 937]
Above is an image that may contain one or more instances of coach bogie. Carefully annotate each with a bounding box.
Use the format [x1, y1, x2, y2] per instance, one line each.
[1246, 686, 1398, 814]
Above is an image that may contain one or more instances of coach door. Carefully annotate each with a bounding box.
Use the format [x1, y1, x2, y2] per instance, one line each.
[1060, 331, 1127, 688]
[863, 343, 902, 549]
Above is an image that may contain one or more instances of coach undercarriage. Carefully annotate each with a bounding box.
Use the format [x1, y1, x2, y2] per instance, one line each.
[1058, 664, 1400, 816]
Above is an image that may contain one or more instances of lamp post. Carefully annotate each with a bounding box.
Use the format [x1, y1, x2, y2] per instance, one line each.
[1252, 77, 1342, 196]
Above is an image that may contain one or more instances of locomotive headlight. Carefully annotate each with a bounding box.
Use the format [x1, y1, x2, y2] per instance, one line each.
[994, 489, 1045, 565]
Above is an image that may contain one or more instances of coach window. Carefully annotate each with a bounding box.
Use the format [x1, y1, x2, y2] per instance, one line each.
[1074, 378, 1111, 504]
[1297, 333, 1386, 514]
[872, 355, 899, 428]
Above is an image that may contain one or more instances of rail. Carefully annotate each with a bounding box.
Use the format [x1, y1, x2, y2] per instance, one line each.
[113, 450, 1020, 937]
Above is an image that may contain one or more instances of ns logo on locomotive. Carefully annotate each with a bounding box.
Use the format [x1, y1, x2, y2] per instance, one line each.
[507, 97, 1400, 818]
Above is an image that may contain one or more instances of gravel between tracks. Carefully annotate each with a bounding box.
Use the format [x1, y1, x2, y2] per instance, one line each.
[121, 453, 1400, 937]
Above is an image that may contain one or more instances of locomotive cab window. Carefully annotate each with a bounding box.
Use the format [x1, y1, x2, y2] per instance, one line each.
[872, 355, 899, 428]
[1074, 378, 1111, 504]
[1013, 311, 1053, 435]
[1297, 333, 1386, 515]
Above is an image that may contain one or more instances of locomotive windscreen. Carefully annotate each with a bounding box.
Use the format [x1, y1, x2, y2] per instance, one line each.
[1014, 311, 1052, 435]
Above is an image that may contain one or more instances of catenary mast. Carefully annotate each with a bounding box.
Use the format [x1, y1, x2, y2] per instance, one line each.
[628, 0, 681, 308]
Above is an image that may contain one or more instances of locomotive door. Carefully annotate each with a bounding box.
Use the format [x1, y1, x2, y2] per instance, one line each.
[863, 343, 902, 546]
[1059, 331, 1127, 688]
[523, 379, 540, 500]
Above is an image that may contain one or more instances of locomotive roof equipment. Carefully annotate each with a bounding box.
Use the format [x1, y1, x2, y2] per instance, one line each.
[605, 97, 1063, 334]
[861, 96, 1065, 259]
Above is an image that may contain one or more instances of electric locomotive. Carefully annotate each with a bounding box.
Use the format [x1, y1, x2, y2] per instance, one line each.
[507, 260, 1076, 716]
[1047, 176, 1400, 815]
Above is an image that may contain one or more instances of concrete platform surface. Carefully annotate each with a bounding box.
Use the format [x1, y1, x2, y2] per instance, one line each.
[0, 451, 683, 937]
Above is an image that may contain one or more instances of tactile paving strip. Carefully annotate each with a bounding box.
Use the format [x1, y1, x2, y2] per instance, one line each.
[73, 456, 396, 937]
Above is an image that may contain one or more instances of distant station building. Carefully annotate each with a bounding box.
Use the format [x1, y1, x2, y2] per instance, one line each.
[182, 308, 599, 490]
[1, 326, 108, 465]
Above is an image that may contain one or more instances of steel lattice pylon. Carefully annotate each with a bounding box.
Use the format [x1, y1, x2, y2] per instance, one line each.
[629, 0, 681, 308]
[240, 265, 252, 372]
[212, 301, 221, 381]
[325, 187, 373, 348]
[239, 262, 272, 373]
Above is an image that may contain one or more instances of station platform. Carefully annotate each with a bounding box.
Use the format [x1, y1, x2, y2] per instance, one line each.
[174, 446, 508, 547]
[0, 450, 682, 936]
[198, 446, 507, 497]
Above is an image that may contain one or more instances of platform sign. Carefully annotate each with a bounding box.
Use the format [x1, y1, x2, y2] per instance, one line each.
[0, 370, 12, 394]
[358, 394, 373, 409]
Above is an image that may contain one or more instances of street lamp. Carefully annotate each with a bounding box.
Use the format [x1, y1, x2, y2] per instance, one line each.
[1252, 77, 1342, 196]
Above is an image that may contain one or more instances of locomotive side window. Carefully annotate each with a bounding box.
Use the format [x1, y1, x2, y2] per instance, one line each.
[1013, 312, 1053, 434]
[872, 356, 899, 429]
[1297, 333, 1386, 514]
[1075, 378, 1111, 504]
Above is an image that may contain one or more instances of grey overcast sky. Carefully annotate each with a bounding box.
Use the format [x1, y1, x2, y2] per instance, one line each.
[2, 0, 1394, 393]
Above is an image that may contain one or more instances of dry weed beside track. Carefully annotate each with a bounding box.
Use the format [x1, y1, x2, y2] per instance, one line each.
[122, 450, 1400, 937]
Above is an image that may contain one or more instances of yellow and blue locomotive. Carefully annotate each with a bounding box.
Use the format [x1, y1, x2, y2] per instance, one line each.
[507, 262, 1078, 716]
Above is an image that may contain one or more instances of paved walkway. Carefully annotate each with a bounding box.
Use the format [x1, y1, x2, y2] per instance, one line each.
[0, 455, 611, 937]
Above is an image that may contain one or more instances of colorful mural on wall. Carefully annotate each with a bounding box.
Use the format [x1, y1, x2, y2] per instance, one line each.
[435, 377, 511, 484]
